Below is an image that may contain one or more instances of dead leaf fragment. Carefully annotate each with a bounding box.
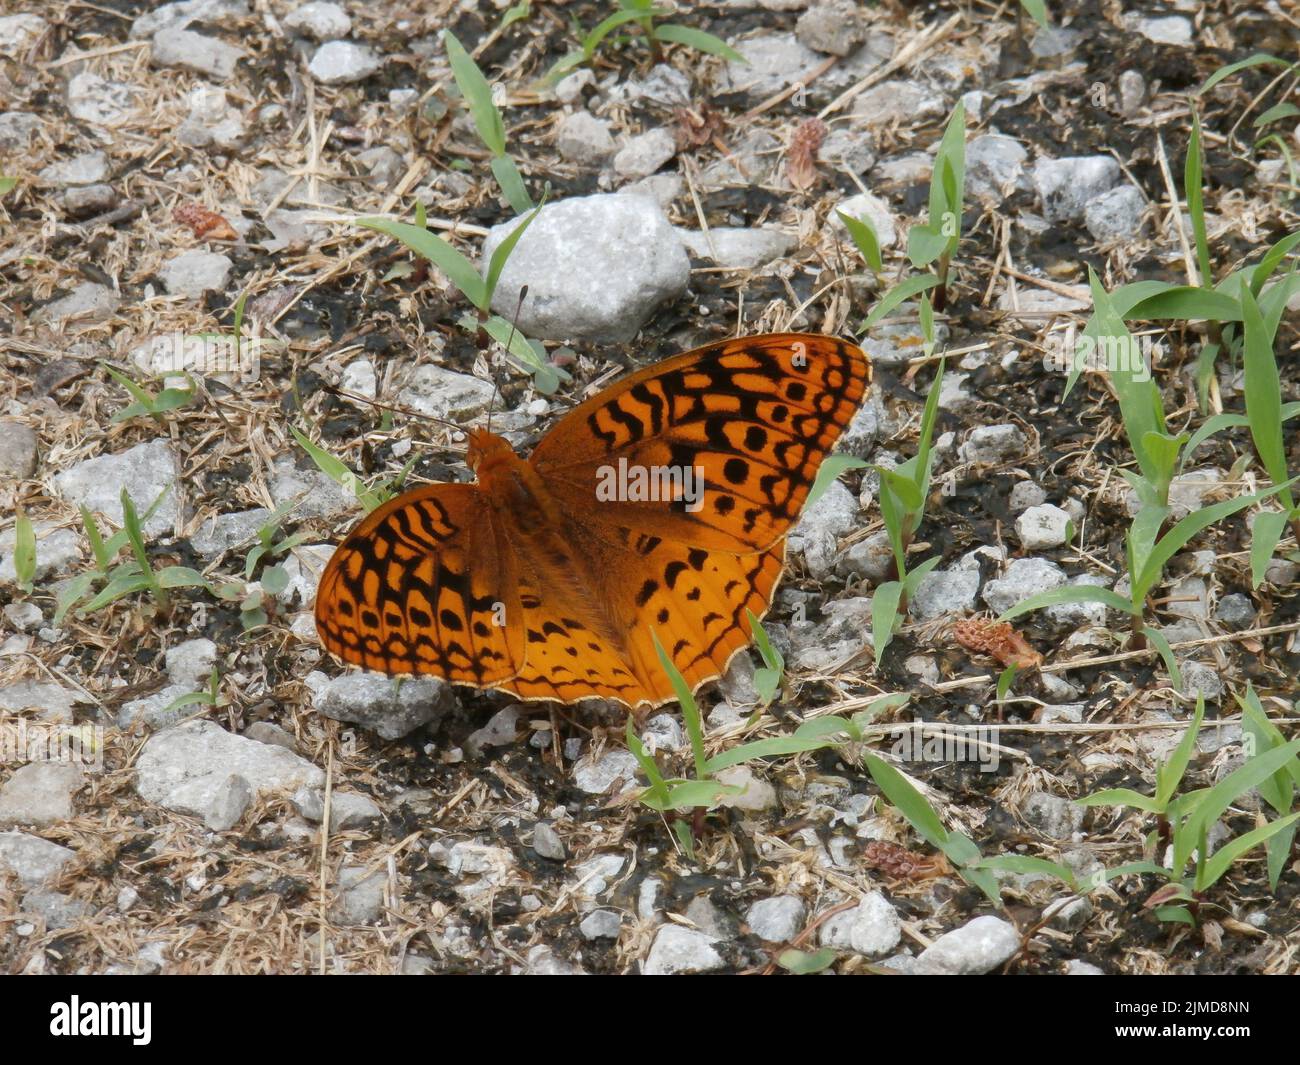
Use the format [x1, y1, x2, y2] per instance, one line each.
[952, 618, 1043, 670]
[173, 203, 238, 241]
[786, 118, 827, 192]
[861, 839, 951, 880]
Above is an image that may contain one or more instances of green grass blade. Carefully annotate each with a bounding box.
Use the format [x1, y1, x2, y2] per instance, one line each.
[1250, 508, 1290, 589]
[1198, 53, 1288, 95]
[862, 752, 949, 849]
[837, 210, 882, 274]
[490, 154, 533, 214]
[861, 274, 941, 330]
[998, 584, 1134, 623]
[1173, 737, 1300, 874]
[1197, 811, 1300, 891]
[13, 509, 35, 593]
[974, 854, 1076, 889]
[54, 572, 97, 625]
[1248, 230, 1300, 293]
[1137, 479, 1297, 594]
[442, 29, 507, 156]
[654, 23, 747, 62]
[1075, 787, 1165, 812]
[1123, 286, 1243, 322]
[805, 454, 868, 509]
[1140, 626, 1182, 692]
[485, 199, 544, 299]
[652, 629, 707, 779]
[1254, 101, 1300, 129]
[626, 717, 673, 810]
[777, 948, 836, 974]
[1181, 412, 1248, 469]
[1156, 695, 1204, 807]
[1185, 111, 1212, 287]
[358, 217, 486, 308]
[1240, 280, 1293, 511]
[871, 580, 903, 662]
[1017, 0, 1048, 28]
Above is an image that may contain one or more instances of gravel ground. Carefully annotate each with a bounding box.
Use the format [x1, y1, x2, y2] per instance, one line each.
[1, 0, 1298, 975]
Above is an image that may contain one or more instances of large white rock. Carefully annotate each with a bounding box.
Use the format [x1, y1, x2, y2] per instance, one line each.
[480, 194, 689, 343]
[135, 720, 323, 830]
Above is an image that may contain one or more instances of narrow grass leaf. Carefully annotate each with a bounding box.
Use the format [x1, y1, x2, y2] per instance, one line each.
[861, 274, 941, 330]
[358, 218, 486, 308]
[837, 210, 882, 273]
[654, 23, 747, 62]
[806, 454, 868, 508]
[998, 584, 1134, 623]
[1198, 53, 1288, 95]
[442, 30, 506, 155]
[1197, 811, 1300, 891]
[1140, 626, 1183, 692]
[862, 752, 949, 848]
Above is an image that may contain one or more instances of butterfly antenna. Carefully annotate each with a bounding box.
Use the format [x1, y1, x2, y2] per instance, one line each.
[320, 381, 463, 435]
[488, 284, 529, 436]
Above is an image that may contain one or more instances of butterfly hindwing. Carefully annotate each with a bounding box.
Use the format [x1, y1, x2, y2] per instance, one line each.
[315, 484, 525, 684]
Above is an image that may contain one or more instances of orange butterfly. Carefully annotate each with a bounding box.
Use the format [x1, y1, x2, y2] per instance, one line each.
[314, 333, 870, 713]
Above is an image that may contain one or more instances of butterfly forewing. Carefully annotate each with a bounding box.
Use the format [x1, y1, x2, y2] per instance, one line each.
[530, 333, 870, 554]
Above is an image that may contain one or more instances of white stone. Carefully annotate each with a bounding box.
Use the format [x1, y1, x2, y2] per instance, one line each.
[151, 26, 246, 80]
[313, 672, 456, 741]
[161, 250, 233, 298]
[1130, 15, 1193, 47]
[716, 765, 778, 811]
[308, 40, 381, 84]
[0, 764, 83, 828]
[612, 127, 677, 181]
[643, 925, 724, 974]
[981, 557, 1067, 615]
[38, 151, 109, 187]
[1032, 156, 1122, 223]
[1016, 504, 1072, 550]
[676, 226, 794, 270]
[573, 750, 641, 796]
[556, 110, 616, 165]
[0, 831, 75, 887]
[53, 440, 180, 540]
[135, 720, 322, 828]
[67, 73, 136, 127]
[960, 424, 1027, 465]
[818, 892, 901, 955]
[284, 1, 352, 40]
[850, 79, 946, 127]
[746, 895, 805, 942]
[1084, 185, 1146, 243]
[916, 915, 1019, 974]
[0, 13, 47, 57]
[480, 193, 689, 343]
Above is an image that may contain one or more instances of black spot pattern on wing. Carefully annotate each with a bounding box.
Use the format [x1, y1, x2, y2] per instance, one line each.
[531, 333, 870, 554]
[314, 486, 522, 684]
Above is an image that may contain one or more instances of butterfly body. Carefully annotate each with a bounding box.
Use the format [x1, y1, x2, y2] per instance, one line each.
[316, 333, 870, 712]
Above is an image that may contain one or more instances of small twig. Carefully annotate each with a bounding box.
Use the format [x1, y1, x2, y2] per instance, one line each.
[317, 742, 333, 976]
[817, 13, 962, 120]
[679, 155, 717, 262]
[743, 55, 837, 120]
[42, 39, 147, 68]
[748, 898, 858, 975]
[1154, 131, 1199, 288]
[930, 620, 1300, 693]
